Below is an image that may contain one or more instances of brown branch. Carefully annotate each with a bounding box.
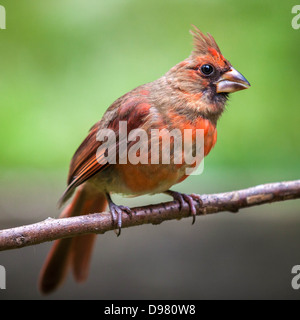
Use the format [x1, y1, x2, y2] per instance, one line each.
[0, 180, 299, 251]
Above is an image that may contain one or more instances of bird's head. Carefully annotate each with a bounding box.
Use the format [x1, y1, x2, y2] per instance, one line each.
[165, 26, 250, 121]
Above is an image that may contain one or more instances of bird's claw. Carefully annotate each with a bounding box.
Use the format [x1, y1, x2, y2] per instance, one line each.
[166, 190, 203, 225]
[110, 204, 132, 236]
[106, 193, 133, 236]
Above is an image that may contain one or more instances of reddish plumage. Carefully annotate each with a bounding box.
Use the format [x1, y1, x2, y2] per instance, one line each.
[39, 26, 250, 293]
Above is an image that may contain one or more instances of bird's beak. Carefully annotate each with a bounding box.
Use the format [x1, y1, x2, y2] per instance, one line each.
[216, 67, 250, 93]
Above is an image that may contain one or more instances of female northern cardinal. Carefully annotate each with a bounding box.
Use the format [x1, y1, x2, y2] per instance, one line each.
[39, 26, 250, 294]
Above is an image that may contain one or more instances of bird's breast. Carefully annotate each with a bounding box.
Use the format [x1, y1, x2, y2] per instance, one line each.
[109, 114, 217, 195]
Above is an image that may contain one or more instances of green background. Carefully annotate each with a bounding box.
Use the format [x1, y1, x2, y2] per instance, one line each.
[0, 0, 299, 172]
[0, 0, 299, 300]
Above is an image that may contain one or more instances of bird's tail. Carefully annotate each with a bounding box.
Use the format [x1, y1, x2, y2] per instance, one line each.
[38, 185, 107, 294]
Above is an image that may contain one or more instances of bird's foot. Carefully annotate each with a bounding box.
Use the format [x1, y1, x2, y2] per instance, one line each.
[106, 193, 133, 236]
[165, 190, 203, 225]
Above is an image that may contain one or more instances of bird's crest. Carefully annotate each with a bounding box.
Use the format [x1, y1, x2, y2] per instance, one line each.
[190, 25, 221, 57]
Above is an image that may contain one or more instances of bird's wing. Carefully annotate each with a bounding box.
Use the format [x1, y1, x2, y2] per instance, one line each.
[58, 93, 152, 206]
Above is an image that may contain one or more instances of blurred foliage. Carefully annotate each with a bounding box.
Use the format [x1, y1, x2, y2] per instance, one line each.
[0, 0, 299, 174]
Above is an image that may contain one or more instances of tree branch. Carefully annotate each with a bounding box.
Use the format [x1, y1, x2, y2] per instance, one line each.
[0, 179, 299, 251]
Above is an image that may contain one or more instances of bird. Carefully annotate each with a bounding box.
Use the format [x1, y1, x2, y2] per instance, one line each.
[39, 26, 250, 294]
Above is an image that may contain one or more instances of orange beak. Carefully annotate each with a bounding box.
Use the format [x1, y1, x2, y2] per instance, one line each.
[216, 67, 250, 93]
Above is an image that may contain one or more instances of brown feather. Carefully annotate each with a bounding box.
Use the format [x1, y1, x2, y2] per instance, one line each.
[59, 89, 153, 206]
[39, 185, 107, 294]
[190, 25, 221, 57]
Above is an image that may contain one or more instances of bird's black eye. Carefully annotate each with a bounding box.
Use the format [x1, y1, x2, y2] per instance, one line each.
[200, 64, 214, 76]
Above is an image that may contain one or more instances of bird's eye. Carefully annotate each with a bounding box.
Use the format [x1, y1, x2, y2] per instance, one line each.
[200, 64, 214, 76]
